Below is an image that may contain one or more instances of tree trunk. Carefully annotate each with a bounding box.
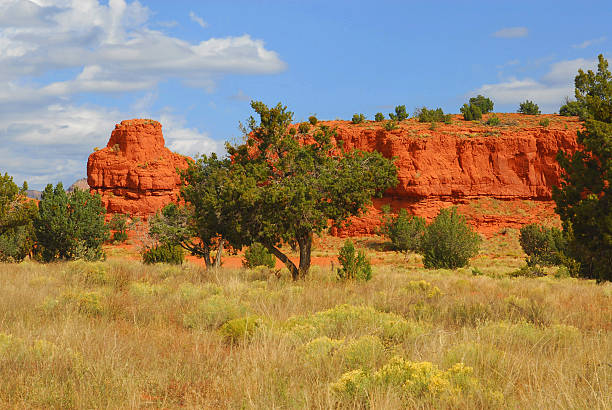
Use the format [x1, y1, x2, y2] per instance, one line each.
[213, 239, 224, 269]
[265, 243, 300, 280]
[297, 232, 313, 279]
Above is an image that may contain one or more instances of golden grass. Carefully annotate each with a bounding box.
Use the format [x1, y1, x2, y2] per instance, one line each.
[0, 238, 610, 408]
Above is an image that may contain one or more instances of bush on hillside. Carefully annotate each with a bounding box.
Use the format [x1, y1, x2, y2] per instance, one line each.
[374, 112, 385, 122]
[389, 105, 409, 121]
[352, 113, 366, 124]
[380, 207, 426, 254]
[518, 100, 541, 115]
[421, 207, 481, 269]
[416, 107, 452, 123]
[460, 103, 482, 121]
[337, 239, 372, 281]
[559, 98, 583, 117]
[142, 243, 184, 265]
[469, 95, 494, 114]
[243, 242, 276, 269]
[539, 118, 550, 127]
[298, 122, 310, 134]
[519, 223, 567, 267]
[383, 120, 398, 130]
[486, 115, 501, 126]
[308, 115, 318, 125]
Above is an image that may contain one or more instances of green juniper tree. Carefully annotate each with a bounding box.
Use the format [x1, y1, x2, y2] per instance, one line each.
[34, 183, 108, 261]
[0, 173, 37, 262]
[553, 54, 612, 281]
[226, 101, 398, 279]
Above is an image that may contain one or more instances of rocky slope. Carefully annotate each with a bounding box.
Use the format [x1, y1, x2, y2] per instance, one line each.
[87, 119, 189, 217]
[324, 113, 580, 235]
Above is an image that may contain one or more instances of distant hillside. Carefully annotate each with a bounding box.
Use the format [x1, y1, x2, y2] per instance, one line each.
[25, 178, 89, 200]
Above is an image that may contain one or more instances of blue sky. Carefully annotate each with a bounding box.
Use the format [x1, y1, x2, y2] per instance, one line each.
[1, 0, 611, 189]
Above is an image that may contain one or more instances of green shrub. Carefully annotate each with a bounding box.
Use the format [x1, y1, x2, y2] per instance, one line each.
[518, 100, 541, 115]
[0, 173, 37, 262]
[421, 207, 481, 269]
[374, 112, 385, 122]
[337, 240, 372, 281]
[298, 122, 310, 133]
[559, 98, 583, 117]
[539, 118, 550, 127]
[380, 208, 426, 254]
[518, 223, 566, 266]
[34, 184, 109, 262]
[108, 213, 129, 243]
[243, 242, 276, 268]
[460, 103, 482, 121]
[383, 120, 398, 131]
[468, 95, 494, 114]
[389, 105, 408, 121]
[338, 335, 386, 369]
[486, 115, 501, 126]
[351, 113, 366, 124]
[308, 115, 318, 125]
[142, 244, 184, 265]
[416, 107, 451, 123]
[219, 316, 260, 344]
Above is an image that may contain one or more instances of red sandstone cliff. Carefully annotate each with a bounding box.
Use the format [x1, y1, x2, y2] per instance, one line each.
[87, 119, 189, 217]
[325, 113, 580, 235]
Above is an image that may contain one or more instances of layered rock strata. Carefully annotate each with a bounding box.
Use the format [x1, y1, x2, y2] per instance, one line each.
[87, 119, 189, 216]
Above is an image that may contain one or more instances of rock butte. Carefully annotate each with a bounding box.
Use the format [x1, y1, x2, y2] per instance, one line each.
[88, 114, 580, 235]
[87, 119, 190, 217]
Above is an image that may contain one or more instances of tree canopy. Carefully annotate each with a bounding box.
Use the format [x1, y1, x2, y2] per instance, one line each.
[553, 54, 612, 282]
[220, 101, 398, 279]
[0, 173, 37, 262]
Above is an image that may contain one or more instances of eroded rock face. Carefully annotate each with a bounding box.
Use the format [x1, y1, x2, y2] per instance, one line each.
[87, 119, 189, 217]
[325, 113, 580, 235]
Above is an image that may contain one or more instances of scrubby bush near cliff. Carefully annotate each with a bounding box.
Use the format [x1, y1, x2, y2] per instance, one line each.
[539, 118, 550, 127]
[559, 98, 584, 117]
[380, 207, 426, 255]
[554, 54, 612, 281]
[383, 120, 398, 130]
[0, 173, 37, 262]
[469, 95, 494, 114]
[416, 107, 452, 123]
[34, 184, 108, 262]
[374, 112, 385, 122]
[109, 213, 129, 243]
[519, 224, 567, 267]
[142, 243, 184, 265]
[421, 207, 481, 269]
[308, 115, 318, 125]
[460, 103, 482, 121]
[337, 239, 372, 281]
[518, 100, 541, 115]
[486, 115, 501, 126]
[243, 242, 275, 269]
[351, 113, 366, 124]
[389, 105, 409, 121]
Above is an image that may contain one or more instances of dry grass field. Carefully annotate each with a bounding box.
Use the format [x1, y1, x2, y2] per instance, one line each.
[0, 231, 610, 408]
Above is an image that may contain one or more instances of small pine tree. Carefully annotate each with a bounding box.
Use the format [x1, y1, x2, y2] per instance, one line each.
[468, 95, 494, 114]
[389, 105, 409, 121]
[559, 97, 583, 117]
[374, 112, 385, 122]
[0, 173, 37, 262]
[420, 207, 481, 269]
[416, 107, 452, 123]
[337, 239, 372, 281]
[308, 115, 318, 125]
[352, 113, 366, 124]
[518, 100, 541, 115]
[519, 224, 566, 266]
[460, 103, 482, 121]
[380, 208, 426, 255]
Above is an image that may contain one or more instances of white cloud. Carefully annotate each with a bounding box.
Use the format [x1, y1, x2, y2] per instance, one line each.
[229, 89, 251, 102]
[492, 27, 528, 38]
[572, 36, 606, 49]
[0, 0, 283, 188]
[473, 58, 597, 112]
[189, 11, 207, 28]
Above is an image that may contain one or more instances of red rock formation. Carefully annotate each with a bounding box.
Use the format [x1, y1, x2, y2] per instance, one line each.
[325, 113, 581, 236]
[87, 119, 189, 217]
